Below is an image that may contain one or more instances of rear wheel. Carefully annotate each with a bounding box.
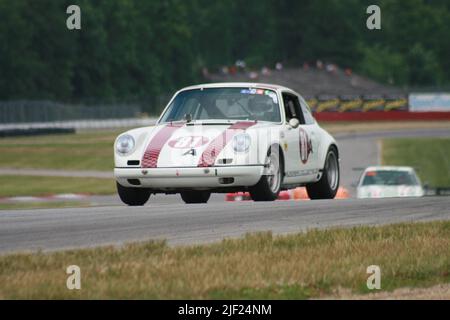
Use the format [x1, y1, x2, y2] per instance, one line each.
[116, 182, 151, 206]
[249, 147, 283, 201]
[180, 191, 211, 204]
[306, 147, 340, 199]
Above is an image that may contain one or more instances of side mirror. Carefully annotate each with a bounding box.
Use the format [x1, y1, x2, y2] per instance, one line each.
[289, 118, 300, 129]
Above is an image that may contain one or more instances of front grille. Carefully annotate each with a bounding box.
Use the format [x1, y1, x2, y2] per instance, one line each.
[127, 160, 140, 166]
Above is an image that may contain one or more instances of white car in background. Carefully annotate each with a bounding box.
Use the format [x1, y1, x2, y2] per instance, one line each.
[357, 166, 425, 199]
[114, 83, 340, 205]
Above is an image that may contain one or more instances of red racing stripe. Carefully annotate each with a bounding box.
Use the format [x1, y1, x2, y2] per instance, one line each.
[141, 123, 184, 168]
[198, 121, 256, 167]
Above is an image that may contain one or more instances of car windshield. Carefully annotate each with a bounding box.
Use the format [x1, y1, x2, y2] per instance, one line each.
[361, 170, 419, 186]
[159, 88, 281, 123]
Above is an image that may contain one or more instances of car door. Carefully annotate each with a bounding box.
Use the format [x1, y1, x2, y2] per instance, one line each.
[281, 92, 313, 183]
[298, 96, 321, 172]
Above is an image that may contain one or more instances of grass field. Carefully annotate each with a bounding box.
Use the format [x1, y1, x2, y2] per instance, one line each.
[382, 138, 450, 187]
[0, 176, 116, 198]
[0, 221, 449, 299]
[0, 130, 122, 171]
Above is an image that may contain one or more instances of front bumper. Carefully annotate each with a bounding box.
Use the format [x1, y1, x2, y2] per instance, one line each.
[114, 165, 264, 189]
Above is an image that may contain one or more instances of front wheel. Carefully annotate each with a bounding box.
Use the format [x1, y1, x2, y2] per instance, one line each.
[249, 148, 283, 201]
[180, 191, 211, 204]
[306, 147, 340, 200]
[116, 182, 151, 206]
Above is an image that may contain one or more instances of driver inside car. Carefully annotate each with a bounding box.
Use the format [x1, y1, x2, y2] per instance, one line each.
[247, 95, 278, 121]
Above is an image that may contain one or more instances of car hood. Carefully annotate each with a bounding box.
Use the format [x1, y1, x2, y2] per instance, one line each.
[137, 121, 268, 168]
[357, 185, 424, 199]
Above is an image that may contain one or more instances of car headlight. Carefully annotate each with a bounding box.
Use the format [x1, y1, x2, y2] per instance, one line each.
[116, 134, 135, 155]
[232, 133, 251, 153]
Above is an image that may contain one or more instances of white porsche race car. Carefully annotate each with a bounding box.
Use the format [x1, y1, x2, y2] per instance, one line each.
[114, 83, 340, 205]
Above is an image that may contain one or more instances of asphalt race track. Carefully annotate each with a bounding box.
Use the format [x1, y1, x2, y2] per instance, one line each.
[0, 127, 449, 254]
[1, 197, 449, 254]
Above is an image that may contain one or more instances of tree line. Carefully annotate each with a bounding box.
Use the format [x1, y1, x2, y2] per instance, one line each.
[0, 0, 449, 113]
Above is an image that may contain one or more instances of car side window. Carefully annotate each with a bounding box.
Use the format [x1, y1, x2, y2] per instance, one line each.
[299, 97, 315, 125]
[282, 93, 305, 124]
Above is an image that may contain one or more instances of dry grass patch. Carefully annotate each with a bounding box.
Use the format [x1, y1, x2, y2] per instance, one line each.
[0, 221, 449, 299]
[319, 283, 450, 300]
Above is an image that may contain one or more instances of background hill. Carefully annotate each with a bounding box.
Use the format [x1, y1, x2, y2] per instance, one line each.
[208, 66, 403, 96]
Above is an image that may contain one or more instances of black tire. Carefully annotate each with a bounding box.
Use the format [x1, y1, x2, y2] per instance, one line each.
[306, 146, 340, 200]
[180, 191, 211, 204]
[116, 182, 150, 206]
[249, 147, 283, 201]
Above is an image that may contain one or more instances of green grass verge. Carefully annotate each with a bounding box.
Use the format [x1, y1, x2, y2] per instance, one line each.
[0, 130, 125, 171]
[0, 175, 116, 198]
[382, 138, 450, 187]
[0, 201, 91, 211]
[0, 221, 449, 299]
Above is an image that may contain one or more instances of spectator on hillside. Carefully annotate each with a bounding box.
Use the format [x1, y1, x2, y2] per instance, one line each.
[261, 66, 271, 76]
[201, 67, 209, 78]
[326, 63, 337, 74]
[248, 71, 259, 80]
[316, 60, 324, 70]
[275, 62, 283, 71]
[235, 60, 246, 70]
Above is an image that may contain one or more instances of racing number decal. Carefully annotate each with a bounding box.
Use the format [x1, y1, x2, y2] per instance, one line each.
[299, 128, 313, 164]
[168, 136, 209, 149]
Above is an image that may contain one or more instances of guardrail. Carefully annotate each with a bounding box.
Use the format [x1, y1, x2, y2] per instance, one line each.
[425, 188, 450, 197]
[0, 118, 157, 131]
[314, 111, 450, 121]
[0, 100, 143, 124]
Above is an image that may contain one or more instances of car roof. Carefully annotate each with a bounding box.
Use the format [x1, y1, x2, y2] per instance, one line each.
[179, 82, 296, 92]
[364, 166, 416, 172]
